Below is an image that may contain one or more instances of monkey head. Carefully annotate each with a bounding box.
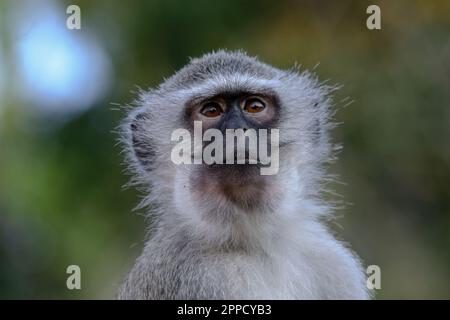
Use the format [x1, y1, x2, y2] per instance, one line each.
[122, 50, 335, 235]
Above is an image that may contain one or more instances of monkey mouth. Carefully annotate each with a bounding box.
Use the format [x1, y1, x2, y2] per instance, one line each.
[207, 157, 262, 166]
[205, 159, 264, 171]
[191, 165, 269, 211]
[206, 163, 265, 186]
[191, 152, 263, 166]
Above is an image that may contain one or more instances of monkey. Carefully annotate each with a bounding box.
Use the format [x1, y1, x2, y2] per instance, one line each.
[118, 50, 370, 299]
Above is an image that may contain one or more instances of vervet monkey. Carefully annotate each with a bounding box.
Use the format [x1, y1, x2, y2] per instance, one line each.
[118, 50, 369, 299]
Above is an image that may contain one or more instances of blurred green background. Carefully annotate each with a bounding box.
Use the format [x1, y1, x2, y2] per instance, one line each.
[0, 0, 449, 299]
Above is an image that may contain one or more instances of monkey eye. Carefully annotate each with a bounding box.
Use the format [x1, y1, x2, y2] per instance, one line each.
[243, 97, 265, 113]
[200, 102, 223, 118]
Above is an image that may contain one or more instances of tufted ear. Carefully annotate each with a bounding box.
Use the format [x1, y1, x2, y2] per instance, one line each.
[129, 111, 155, 170]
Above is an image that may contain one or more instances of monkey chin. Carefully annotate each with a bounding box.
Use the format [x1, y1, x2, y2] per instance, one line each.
[190, 163, 273, 212]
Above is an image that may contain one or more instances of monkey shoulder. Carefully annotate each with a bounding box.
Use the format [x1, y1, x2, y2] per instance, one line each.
[294, 227, 370, 299]
[119, 230, 235, 299]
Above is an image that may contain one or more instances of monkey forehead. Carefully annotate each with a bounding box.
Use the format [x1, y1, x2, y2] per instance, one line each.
[178, 74, 283, 103]
[138, 50, 330, 112]
[152, 72, 323, 110]
[161, 50, 280, 90]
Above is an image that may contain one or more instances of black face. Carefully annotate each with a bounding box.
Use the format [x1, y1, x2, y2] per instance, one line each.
[184, 92, 281, 209]
[186, 91, 280, 132]
[184, 91, 280, 166]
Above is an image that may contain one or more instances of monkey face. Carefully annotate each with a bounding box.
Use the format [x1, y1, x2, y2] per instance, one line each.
[188, 92, 278, 130]
[174, 91, 282, 210]
[125, 50, 334, 215]
[186, 91, 279, 162]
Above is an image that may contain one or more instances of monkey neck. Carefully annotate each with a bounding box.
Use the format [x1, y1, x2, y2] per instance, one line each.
[166, 182, 320, 253]
[158, 162, 327, 253]
[158, 199, 322, 258]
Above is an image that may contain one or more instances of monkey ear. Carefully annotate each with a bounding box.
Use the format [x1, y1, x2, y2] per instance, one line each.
[129, 111, 155, 170]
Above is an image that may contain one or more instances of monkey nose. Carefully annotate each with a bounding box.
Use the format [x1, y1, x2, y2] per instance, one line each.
[221, 117, 250, 131]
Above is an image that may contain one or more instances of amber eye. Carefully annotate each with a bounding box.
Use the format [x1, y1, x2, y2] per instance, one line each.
[243, 98, 265, 113]
[200, 102, 223, 117]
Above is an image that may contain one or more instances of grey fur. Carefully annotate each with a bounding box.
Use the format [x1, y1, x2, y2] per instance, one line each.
[118, 50, 370, 299]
